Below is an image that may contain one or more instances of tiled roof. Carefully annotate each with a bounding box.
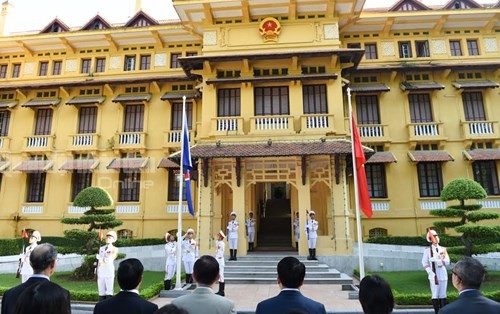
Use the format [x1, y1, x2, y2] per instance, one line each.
[205, 73, 338, 85]
[0, 100, 17, 109]
[349, 84, 390, 93]
[66, 96, 106, 105]
[366, 152, 397, 164]
[107, 158, 149, 170]
[408, 151, 454, 162]
[452, 80, 499, 89]
[13, 160, 53, 172]
[0, 161, 9, 171]
[400, 82, 445, 92]
[177, 140, 372, 159]
[157, 158, 179, 168]
[463, 149, 500, 161]
[22, 98, 61, 107]
[161, 91, 200, 101]
[60, 159, 100, 171]
[112, 94, 152, 103]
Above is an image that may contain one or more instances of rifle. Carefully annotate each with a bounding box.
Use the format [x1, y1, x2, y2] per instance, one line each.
[305, 210, 310, 241]
[94, 228, 103, 281]
[16, 230, 27, 279]
[430, 245, 439, 285]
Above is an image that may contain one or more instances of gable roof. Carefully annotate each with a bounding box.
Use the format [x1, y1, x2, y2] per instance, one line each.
[124, 10, 158, 27]
[389, 0, 431, 11]
[80, 14, 112, 31]
[40, 18, 70, 34]
[442, 0, 481, 9]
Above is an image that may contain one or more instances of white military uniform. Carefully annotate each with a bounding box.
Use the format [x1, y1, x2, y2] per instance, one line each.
[164, 241, 176, 280]
[245, 217, 256, 243]
[96, 243, 118, 296]
[305, 218, 318, 249]
[182, 238, 197, 275]
[216, 239, 225, 282]
[20, 243, 36, 283]
[422, 243, 450, 298]
[227, 219, 239, 250]
[293, 217, 300, 242]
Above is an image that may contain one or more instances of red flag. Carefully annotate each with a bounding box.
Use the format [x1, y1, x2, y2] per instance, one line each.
[98, 228, 103, 241]
[22, 228, 28, 239]
[352, 114, 373, 218]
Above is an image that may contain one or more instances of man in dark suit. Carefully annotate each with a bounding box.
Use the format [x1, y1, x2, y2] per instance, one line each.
[440, 257, 500, 314]
[1, 243, 63, 314]
[93, 258, 158, 314]
[256, 256, 326, 314]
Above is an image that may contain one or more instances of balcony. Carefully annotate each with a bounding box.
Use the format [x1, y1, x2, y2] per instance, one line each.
[24, 135, 55, 152]
[358, 124, 390, 142]
[163, 130, 194, 148]
[114, 132, 146, 150]
[461, 120, 498, 140]
[68, 134, 99, 151]
[408, 122, 446, 142]
[300, 114, 335, 134]
[249, 115, 294, 135]
[0, 136, 10, 152]
[211, 117, 244, 136]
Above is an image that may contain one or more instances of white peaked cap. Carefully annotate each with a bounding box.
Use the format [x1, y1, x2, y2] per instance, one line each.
[230, 211, 237, 216]
[309, 210, 316, 215]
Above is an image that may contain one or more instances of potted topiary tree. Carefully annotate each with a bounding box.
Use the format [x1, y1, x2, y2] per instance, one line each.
[430, 178, 500, 257]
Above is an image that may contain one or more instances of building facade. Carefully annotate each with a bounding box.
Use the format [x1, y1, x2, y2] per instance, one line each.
[0, 0, 498, 257]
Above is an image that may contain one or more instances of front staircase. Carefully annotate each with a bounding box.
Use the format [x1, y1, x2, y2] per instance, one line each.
[224, 254, 353, 285]
[257, 199, 292, 250]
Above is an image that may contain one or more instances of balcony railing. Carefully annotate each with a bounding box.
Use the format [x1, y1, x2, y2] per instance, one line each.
[116, 204, 140, 214]
[22, 205, 43, 214]
[69, 134, 99, 150]
[300, 114, 334, 134]
[211, 117, 244, 135]
[24, 135, 54, 151]
[163, 130, 194, 148]
[250, 115, 294, 134]
[408, 122, 444, 141]
[0, 136, 10, 151]
[114, 132, 146, 149]
[461, 120, 497, 139]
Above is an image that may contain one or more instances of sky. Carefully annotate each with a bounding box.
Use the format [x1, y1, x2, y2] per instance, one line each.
[3, 0, 498, 35]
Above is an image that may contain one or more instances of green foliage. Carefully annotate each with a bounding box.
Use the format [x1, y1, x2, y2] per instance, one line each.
[440, 178, 487, 202]
[73, 255, 97, 280]
[366, 235, 497, 247]
[429, 208, 464, 217]
[467, 211, 500, 223]
[73, 187, 113, 209]
[116, 238, 164, 247]
[433, 221, 464, 229]
[0, 238, 23, 256]
[449, 204, 483, 211]
[455, 225, 500, 238]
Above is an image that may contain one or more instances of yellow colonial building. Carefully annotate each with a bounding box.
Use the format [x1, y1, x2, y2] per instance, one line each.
[0, 0, 498, 257]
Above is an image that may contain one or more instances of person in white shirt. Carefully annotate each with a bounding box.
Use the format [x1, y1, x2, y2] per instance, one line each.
[293, 212, 300, 251]
[20, 230, 41, 283]
[96, 230, 119, 301]
[305, 211, 318, 260]
[245, 211, 256, 252]
[422, 229, 450, 314]
[215, 230, 226, 296]
[164, 232, 176, 290]
[182, 228, 198, 288]
[227, 212, 239, 260]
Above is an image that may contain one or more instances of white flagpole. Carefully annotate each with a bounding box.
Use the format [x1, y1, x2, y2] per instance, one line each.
[174, 95, 187, 289]
[347, 87, 366, 280]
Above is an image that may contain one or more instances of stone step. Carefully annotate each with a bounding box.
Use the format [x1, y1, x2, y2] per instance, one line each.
[224, 265, 331, 272]
[225, 273, 353, 285]
[225, 270, 341, 279]
[226, 260, 320, 267]
[233, 254, 308, 261]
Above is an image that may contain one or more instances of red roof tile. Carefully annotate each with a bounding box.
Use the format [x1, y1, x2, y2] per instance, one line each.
[13, 160, 53, 172]
[366, 152, 397, 164]
[106, 158, 148, 170]
[157, 158, 179, 168]
[408, 151, 454, 162]
[463, 149, 500, 161]
[60, 159, 100, 171]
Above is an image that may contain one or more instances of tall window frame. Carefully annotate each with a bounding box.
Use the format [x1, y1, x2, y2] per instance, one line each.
[356, 95, 380, 124]
[365, 43, 378, 60]
[95, 58, 106, 73]
[466, 39, 479, 56]
[52, 61, 62, 75]
[409, 94, 433, 123]
[254, 86, 290, 116]
[0, 110, 11, 136]
[139, 55, 151, 70]
[38, 61, 49, 76]
[415, 40, 430, 57]
[366, 163, 388, 198]
[124, 55, 136, 71]
[171, 102, 193, 130]
[78, 106, 97, 134]
[170, 53, 181, 68]
[118, 169, 141, 202]
[398, 41, 412, 58]
[417, 162, 443, 197]
[303, 85, 328, 114]
[123, 104, 144, 132]
[27, 172, 46, 203]
[167, 169, 187, 201]
[450, 40, 462, 56]
[462, 92, 486, 121]
[81, 59, 91, 74]
[34, 109, 53, 135]
[71, 171, 92, 201]
[0, 65, 7, 78]
[12, 64, 20, 78]
[217, 89, 240, 117]
[473, 161, 500, 195]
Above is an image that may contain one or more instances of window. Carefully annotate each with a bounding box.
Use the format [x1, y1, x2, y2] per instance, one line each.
[417, 162, 443, 197]
[254, 87, 289, 116]
[186, 52, 198, 57]
[0, 65, 7, 78]
[71, 171, 92, 201]
[356, 95, 380, 124]
[168, 169, 187, 201]
[366, 164, 387, 198]
[217, 89, 240, 117]
[416, 40, 430, 57]
[462, 92, 486, 121]
[123, 104, 144, 132]
[171, 102, 192, 130]
[365, 44, 378, 60]
[12, 64, 20, 78]
[399, 41, 412, 58]
[27, 172, 46, 203]
[39, 62, 49, 76]
[34, 109, 53, 135]
[450, 40, 462, 56]
[95, 58, 106, 73]
[52, 61, 62, 75]
[81, 59, 91, 74]
[369, 228, 388, 238]
[139, 55, 151, 70]
[0, 110, 11, 136]
[347, 43, 361, 49]
[118, 229, 133, 239]
[467, 39, 479, 56]
[303, 85, 327, 114]
[170, 53, 181, 68]
[78, 106, 97, 134]
[473, 161, 499, 195]
[124, 56, 136, 71]
[119, 169, 140, 202]
[409, 94, 433, 123]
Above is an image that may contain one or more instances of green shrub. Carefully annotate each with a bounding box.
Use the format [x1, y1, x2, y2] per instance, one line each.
[394, 292, 459, 305]
[116, 238, 164, 247]
[0, 239, 23, 256]
[366, 235, 497, 247]
[140, 282, 163, 299]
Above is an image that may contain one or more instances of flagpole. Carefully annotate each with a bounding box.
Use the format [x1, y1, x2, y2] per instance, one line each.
[347, 87, 366, 280]
[174, 95, 187, 290]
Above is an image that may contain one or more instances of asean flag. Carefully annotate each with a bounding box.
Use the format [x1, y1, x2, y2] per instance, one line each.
[182, 110, 195, 217]
[352, 114, 373, 218]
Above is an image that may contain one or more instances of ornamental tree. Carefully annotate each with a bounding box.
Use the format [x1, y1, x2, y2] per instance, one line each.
[430, 178, 500, 257]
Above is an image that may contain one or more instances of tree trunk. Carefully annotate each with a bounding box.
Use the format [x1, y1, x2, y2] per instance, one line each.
[461, 233, 473, 257]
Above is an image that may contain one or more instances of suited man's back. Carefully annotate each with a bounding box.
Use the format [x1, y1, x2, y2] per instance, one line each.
[93, 291, 158, 314]
[256, 290, 326, 314]
[1, 277, 48, 314]
[172, 286, 236, 314]
[440, 290, 500, 314]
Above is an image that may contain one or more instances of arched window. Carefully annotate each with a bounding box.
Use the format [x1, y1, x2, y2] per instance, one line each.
[117, 229, 133, 239]
[369, 228, 388, 238]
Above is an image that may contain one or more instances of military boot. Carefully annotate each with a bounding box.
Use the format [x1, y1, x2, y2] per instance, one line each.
[164, 279, 171, 290]
[307, 249, 312, 260]
[431, 299, 439, 314]
[216, 282, 225, 296]
[233, 249, 238, 261]
[312, 248, 318, 260]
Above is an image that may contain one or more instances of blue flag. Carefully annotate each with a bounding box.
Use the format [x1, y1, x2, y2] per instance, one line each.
[182, 111, 194, 216]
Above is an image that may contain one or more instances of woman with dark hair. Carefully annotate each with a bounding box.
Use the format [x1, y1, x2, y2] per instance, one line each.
[13, 280, 71, 314]
[358, 275, 394, 314]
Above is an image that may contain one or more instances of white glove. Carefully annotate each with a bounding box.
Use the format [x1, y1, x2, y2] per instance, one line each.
[428, 272, 436, 281]
[425, 268, 435, 280]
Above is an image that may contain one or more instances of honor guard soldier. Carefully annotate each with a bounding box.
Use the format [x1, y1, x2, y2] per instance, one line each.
[246, 211, 256, 252]
[215, 230, 226, 296]
[20, 230, 41, 283]
[97, 230, 119, 301]
[164, 232, 176, 290]
[422, 229, 450, 314]
[293, 212, 300, 251]
[182, 228, 197, 288]
[305, 211, 318, 260]
[227, 211, 239, 260]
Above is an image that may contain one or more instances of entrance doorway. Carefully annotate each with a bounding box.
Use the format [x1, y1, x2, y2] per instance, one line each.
[256, 182, 293, 250]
